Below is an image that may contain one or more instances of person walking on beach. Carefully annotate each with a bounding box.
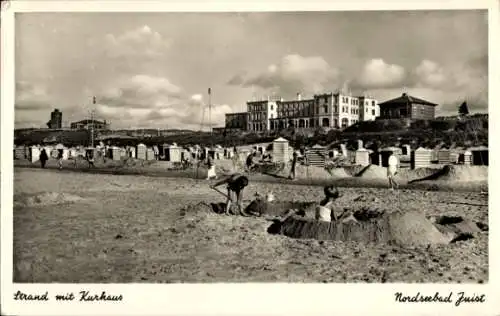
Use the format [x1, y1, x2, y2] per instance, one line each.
[153, 145, 159, 161]
[86, 149, 95, 168]
[57, 148, 64, 170]
[40, 148, 48, 169]
[387, 152, 399, 190]
[289, 150, 298, 180]
[210, 173, 250, 216]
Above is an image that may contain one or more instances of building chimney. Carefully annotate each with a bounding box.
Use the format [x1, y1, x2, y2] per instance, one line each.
[297, 93, 302, 101]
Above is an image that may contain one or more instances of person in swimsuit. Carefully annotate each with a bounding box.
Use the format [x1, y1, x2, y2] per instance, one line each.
[211, 173, 250, 216]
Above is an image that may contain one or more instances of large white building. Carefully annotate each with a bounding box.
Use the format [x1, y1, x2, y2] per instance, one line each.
[244, 92, 379, 132]
[246, 96, 280, 132]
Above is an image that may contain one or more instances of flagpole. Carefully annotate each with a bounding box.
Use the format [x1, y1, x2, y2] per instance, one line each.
[208, 88, 212, 148]
[208, 88, 212, 137]
[91, 96, 96, 148]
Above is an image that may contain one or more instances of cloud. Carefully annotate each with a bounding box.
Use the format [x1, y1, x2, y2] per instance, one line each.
[414, 60, 446, 87]
[15, 81, 52, 111]
[352, 59, 406, 90]
[351, 56, 487, 116]
[228, 54, 340, 98]
[227, 74, 245, 85]
[99, 74, 182, 109]
[410, 59, 487, 113]
[93, 75, 231, 129]
[466, 54, 487, 72]
[103, 25, 171, 60]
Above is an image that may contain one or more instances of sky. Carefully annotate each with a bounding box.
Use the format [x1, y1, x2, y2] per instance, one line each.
[15, 10, 488, 130]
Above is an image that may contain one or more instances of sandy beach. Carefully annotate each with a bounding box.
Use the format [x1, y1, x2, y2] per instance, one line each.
[13, 166, 488, 283]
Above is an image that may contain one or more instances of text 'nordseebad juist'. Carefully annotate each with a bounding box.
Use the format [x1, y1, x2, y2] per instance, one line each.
[395, 291, 485, 307]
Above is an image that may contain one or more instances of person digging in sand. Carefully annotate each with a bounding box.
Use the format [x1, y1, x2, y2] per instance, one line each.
[210, 173, 250, 216]
[245, 151, 256, 173]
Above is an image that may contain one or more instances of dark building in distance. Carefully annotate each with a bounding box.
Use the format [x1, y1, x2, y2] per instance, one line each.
[225, 112, 249, 131]
[70, 119, 109, 130]
[378, 93, 438, 120]
[47, 109, 62, 129]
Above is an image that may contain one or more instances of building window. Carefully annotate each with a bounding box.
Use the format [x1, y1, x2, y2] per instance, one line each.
[372, 101, 375, 106]
[341, 118, 348, 128]
[271, 105, 273, 110]
[324, 105, 328, 113]
[372, 109, 375, 116]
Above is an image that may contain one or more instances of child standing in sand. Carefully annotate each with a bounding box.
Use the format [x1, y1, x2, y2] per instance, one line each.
[206, 153, 218, 180]
[387, 153, 399, 190]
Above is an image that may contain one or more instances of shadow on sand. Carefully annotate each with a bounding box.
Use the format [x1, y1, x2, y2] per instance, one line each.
[407, 165, 449, 184]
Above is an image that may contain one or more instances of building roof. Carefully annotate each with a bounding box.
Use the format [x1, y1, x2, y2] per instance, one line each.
[313, 92, 335, 97]
[379, 93, 438, 107]
[226, 112, 248, 116]
[279, 98, 314, 104]
[273, 137, 288, 142]
[71, 119, 107, 125]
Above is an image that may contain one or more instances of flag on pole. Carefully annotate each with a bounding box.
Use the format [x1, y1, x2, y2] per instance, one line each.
[208, 88, 211, 95]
